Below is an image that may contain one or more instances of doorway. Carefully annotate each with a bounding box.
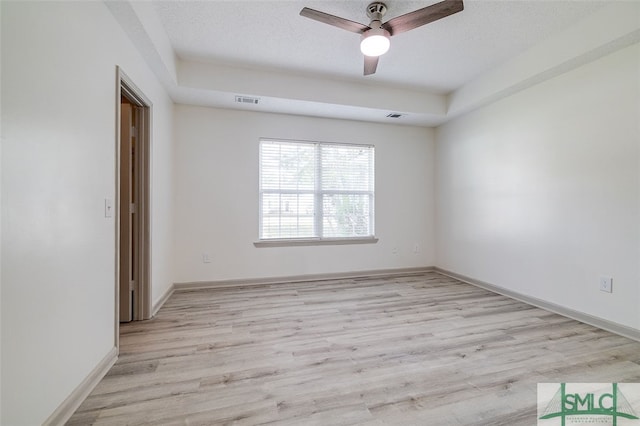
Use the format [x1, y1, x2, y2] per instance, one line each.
[116, 67, 152, 346]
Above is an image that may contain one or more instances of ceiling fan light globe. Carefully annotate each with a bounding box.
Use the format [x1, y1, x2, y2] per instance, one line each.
[360, 29, 390, 57]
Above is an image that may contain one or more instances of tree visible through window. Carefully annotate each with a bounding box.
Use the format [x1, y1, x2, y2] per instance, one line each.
[259, 139, 375, 240]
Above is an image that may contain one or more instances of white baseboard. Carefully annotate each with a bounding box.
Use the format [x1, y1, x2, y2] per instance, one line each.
[434, 267, 640, 343]
[174, 266, 435, 291]
[43, 347, 118, 426]
[152, 284, 175, 317]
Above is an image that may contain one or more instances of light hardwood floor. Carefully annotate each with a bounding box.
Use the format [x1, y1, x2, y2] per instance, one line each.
[67, 272, 640, 425]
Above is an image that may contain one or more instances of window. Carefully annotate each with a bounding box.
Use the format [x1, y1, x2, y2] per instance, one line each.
[259, 138, 375, 242]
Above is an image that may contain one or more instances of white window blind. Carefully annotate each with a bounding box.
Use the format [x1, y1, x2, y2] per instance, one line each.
[259, 139, 375, 240]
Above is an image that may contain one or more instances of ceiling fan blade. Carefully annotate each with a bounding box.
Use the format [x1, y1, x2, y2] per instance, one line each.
[364, 55, 379, 76]
[382, 0, 464, 36]
[300, 7, 369, 34]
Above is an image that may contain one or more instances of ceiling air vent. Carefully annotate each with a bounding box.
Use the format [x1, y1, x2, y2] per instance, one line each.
[386, 113, 403, 118]
[235, 95, 259, 105]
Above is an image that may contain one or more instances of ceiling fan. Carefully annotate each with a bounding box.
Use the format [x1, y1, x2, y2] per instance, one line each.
[300, 0, 464, 76]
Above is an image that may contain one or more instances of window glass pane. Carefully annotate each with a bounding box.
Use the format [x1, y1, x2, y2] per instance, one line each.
[261, 192, 315, 239]
[321, 145, 374, 192]
[322, 194, 372, 238]
[261, 141, 314, 191]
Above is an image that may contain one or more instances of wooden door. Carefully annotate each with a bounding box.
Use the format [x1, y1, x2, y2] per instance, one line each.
[119, 99, 137, 322]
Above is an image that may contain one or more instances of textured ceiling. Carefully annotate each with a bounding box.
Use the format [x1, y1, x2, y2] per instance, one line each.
[153, 0, 608, 93]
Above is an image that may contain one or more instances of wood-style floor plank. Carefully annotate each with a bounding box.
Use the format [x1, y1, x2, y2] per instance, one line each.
[67, 272, 640, 425]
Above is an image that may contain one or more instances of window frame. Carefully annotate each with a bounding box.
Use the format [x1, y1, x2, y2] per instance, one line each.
[256, 138, 378, 247]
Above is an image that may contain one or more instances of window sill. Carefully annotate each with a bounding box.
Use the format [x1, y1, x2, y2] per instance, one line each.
[254, 237, 379, 248]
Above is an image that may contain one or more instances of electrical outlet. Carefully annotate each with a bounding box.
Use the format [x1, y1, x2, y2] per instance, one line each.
[599, 276, 613, 293]
[413, 243, 420, 254]
[392, 247, 398, 255]
[202, 253, 212, 263]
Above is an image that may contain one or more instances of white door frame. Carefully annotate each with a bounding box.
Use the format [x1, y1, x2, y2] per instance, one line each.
[115, 66, 152, 349]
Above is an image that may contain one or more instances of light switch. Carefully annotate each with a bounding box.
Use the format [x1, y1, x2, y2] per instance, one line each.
[105, 198, 113, 218]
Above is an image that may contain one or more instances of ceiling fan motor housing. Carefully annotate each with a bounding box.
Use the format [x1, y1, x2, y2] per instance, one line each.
[367, 2, 388, 21]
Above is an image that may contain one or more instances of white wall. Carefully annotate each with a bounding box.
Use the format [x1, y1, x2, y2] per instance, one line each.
[173, 105, 435, 283]
[0, 3, 3, 418]
[0, 2, 174, 424]
[436, 43, 640, 330]
[151, 97, 175, 307]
